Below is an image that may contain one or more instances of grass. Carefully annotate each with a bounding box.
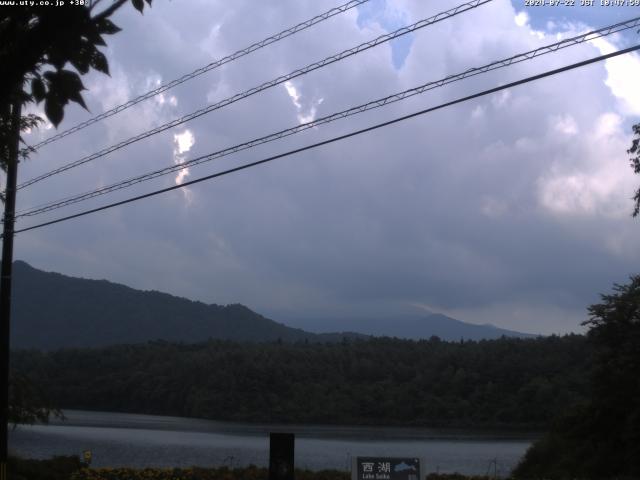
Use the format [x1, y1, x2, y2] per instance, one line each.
[8, 456, 507, 480]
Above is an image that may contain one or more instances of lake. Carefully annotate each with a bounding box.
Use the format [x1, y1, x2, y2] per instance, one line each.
[8, 410, 536, 477]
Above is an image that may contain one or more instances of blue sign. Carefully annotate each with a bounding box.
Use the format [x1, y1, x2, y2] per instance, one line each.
[352, 457, 421, 480]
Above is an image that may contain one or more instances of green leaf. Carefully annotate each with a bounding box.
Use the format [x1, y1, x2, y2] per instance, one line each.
[57, 69, 86, 95]
[84, 27, 107, 47]
[69, 90, 88, 110]
[42, 71, 56, 82]
[57, 69, 88, 110]
[46, 49, 67, 70]
[20, 114, 44, 132]
[90, 50, 109, 75]
[43, 70, 88, 112]
[44, 96, 64, 127]
[68, 90, 88, 110]
[31, 78, 46, 103]
[69, 45, 92, 75]
[96, 18, 121, 35]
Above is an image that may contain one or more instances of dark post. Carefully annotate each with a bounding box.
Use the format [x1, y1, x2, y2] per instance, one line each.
[269, 432, 295, 480]
[0, 99, 22, 480]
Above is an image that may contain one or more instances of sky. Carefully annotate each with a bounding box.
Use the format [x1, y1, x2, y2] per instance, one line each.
[13, 0, 640, 335]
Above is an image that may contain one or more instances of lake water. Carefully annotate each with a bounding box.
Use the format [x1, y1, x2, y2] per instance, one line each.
[8, 410, 536, 477]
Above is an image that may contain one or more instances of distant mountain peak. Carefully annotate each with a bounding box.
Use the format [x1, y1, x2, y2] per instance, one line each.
[276, 312, 537, 341]
[10, 260, 533, 349]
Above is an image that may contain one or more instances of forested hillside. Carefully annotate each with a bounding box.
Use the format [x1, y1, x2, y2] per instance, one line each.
[10, 261, 361, 348]
[10, 261, 529, 348]
[12, 335, 589, 428]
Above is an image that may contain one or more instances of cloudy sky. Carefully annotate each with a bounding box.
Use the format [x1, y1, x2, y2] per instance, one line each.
[14, 0, 640, 334]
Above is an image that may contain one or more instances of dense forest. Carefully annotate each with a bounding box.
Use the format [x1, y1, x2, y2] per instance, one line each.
[12, 335, 589, 429]
[514, 276, 640, 478]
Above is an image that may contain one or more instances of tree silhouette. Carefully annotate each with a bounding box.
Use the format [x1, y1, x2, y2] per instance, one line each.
[582, 276, 640, 476]
[515, 276, 640, 478]
[8, 372, 63, 428]
[1, 0, 152, 133]
[1, 0, 152, 471]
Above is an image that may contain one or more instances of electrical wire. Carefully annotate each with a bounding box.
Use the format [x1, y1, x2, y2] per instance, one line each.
[11, 44, 639, 236]
[28, 0, 372, 151]
[16, 15, 640, 219]
[16, 0, 493, 191]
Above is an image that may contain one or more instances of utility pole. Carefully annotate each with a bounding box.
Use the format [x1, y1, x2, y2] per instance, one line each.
[0, 98, 22, 480]
[0, 6, 150, 477]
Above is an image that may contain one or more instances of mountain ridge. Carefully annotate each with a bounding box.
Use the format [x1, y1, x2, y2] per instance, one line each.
[11, 260, 364, 349]
[10, 260, 534, 349]
[278, 313, 537, 341]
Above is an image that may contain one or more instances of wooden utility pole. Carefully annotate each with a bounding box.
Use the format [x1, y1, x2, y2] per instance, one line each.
[0, 98, 22, 480]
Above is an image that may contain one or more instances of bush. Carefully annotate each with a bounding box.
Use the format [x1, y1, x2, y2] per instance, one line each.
[70, 466, 351, 480]
[8, 455, 85, 480]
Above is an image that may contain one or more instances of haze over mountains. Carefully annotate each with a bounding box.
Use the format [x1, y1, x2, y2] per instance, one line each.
[11, 261, 534, 349]
[281, 314, 536, 342]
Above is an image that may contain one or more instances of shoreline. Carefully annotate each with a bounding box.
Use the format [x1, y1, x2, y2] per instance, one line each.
[42, 409, 543, 441]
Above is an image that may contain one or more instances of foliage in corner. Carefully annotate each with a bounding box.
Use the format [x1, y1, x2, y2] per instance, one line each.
[8, 455, 85, 480]
[0, 0, 152, 171]
[514, 276, 640, 479]
[8, 372, 63, 428]
[1, 0, 152, 424]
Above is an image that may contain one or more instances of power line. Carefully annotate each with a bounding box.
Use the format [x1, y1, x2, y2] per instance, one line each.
[15, 15, 640, 219]
[12, 44, 639, 236]
[27, 0, 372, 151]
[16, 0, 492, 191]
